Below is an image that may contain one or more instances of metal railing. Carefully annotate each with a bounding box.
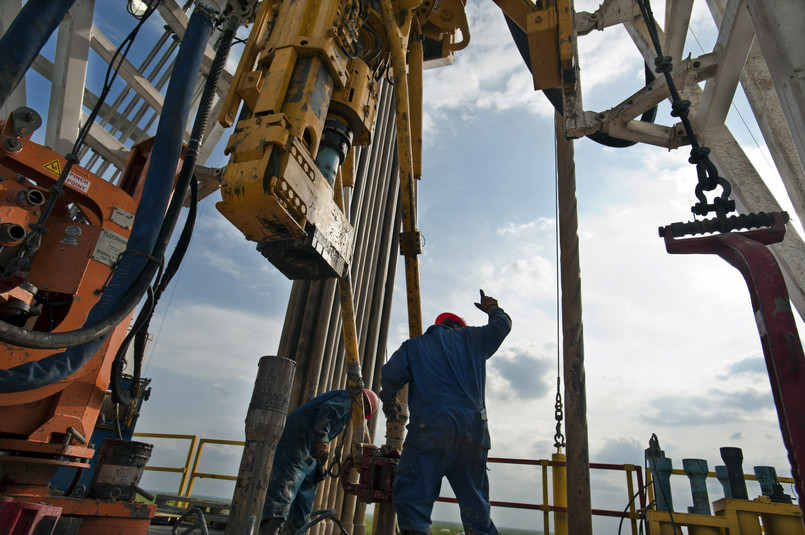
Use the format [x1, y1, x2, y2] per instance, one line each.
[135, 433, 647, 534]
[435, 458, 644, 535]
[134, 432, 199, 496]
[134, 432, 243, 497]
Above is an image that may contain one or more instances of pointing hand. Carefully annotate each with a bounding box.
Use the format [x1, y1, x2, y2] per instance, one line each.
[474, 289, 498, 313]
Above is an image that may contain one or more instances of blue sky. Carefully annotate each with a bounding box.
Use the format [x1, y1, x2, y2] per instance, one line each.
[13, 0, 799, 531]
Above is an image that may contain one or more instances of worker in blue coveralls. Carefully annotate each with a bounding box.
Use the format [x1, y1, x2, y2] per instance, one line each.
[380, 290, 512, 535]
[259, 388, 380, 535]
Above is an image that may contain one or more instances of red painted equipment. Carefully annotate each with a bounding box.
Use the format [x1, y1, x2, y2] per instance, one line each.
[340, 445, 400, 503]
[0, 496, 62, 535]
[661, 211, 805, 514]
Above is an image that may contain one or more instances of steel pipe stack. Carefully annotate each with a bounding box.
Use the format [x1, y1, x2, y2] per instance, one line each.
[276, 80, 400, 535]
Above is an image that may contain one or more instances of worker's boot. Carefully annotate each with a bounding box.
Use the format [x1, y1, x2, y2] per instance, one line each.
[259, 517, 283, 535]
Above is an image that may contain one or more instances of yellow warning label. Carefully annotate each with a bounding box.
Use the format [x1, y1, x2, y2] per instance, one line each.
[44, 160, 61, 175]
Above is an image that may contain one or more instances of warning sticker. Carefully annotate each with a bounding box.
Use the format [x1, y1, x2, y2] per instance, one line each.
[65, 171, 91, 194]
[44, 159, 61, 175]
[91, 228, 128, 267]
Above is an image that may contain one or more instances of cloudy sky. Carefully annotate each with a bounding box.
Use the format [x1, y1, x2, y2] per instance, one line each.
[24, 0, 801, 531]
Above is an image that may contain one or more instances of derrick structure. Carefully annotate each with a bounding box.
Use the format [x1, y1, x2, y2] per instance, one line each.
[0, 0, 804, 534]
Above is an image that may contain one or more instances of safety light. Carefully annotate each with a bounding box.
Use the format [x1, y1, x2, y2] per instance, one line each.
[126, 0, 148, 18]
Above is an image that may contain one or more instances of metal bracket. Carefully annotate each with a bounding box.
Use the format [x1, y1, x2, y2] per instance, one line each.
[660, 212, 805, 514]
[399, 230, 422, 256]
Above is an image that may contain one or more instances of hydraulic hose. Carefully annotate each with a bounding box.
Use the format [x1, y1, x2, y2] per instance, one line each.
[0, 7, 215, 394]
[111, 13, 239, 405]
[503, 14, 658, 148]
[0, 0, 77, 109]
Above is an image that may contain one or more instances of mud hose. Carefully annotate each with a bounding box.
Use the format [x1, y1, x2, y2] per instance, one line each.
[172, 507, 210, 535]
[0, 0, 77, 108]
[503, 14, 658, 148]
[0, 7, 215, 394]
[291, 510, 349, 535]
[111, 13, 238, 405]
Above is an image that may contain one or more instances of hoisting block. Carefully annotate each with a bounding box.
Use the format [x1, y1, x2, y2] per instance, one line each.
[659, 211, 805, 516]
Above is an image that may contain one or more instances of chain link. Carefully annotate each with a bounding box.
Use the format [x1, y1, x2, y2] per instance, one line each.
[553, 377, 565, 449]
[635, 0, 736, 223]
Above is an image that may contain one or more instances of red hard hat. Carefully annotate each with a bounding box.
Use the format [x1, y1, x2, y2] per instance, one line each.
[362, 389, 380, 419]
[435, 312, 466, 327]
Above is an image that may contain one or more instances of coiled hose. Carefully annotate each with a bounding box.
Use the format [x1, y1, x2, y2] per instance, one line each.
[0, 7, 215, 393]
[110, 13, 240, 405]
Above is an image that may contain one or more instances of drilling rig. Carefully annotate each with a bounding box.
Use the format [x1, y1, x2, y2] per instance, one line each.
[0, 0, 804, 534]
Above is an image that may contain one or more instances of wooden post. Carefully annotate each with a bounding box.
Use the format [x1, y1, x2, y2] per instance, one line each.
[555, 112, 593, 535]
[225, 356, 296, 535]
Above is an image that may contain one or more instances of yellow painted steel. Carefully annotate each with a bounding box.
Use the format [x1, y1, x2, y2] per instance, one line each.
[647, 498, 805, 535]
[337, 274, 370, 459]
[133, 432, 199, 496]
[623, 464, 639, 535]
[488, 0, 575, 91]
[218, 0, 279, 127]
[541, 460, 550, 534]
[216, 0, 363, 253]
[552, 452, 568, 535]
[645, 469, 804, 535]
[409, 21, 423, 181]
[380, 0, 422, 339]
[185, 438, 245, 497]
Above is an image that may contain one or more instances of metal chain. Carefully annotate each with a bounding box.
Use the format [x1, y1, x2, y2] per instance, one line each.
[554, 377, 565, 449]
[635, 0, 735, 224]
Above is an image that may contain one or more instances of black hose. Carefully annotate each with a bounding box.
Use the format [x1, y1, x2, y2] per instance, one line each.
[0, 6, 215, 393]
[503, 14, 658, 148]
[0, 0, 78, 108]
[110, 14, 239, 405]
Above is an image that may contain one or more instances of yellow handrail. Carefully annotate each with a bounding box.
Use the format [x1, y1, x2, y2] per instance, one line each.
[184, 438, 245, 497]
[133, 432, 198, 496]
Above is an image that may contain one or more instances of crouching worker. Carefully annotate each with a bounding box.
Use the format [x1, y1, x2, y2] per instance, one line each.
[259, 389, 380, 535]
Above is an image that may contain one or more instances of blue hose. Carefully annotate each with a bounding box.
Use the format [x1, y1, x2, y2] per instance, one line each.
[0, 8, 215, 393]
[0, 0, 77, 109]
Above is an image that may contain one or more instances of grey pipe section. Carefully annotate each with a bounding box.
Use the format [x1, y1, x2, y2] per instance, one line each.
[0, 223, 25, 245]
[754, 466, 776, 497]
[273, 78, 399, 535]
[225, 356, 296, 535]
[683, 458, 711, 515]
[754, 465, 793, 503]
[650, 456, 675, 512]
[720, 447, 749, 500]
[715, 465, 732, 498]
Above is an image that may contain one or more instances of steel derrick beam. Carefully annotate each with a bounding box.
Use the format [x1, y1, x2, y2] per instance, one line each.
[624, 5, 805, 321]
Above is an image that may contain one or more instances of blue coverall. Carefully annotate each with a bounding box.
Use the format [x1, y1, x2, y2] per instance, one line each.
[380, 306, 512, 535]
[262, 390, 352, 535]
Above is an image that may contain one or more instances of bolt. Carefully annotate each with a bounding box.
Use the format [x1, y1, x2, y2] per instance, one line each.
[3, 137, 21, 153]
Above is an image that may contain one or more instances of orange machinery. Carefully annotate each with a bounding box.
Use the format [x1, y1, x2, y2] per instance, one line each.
[0, 107, 162, 533]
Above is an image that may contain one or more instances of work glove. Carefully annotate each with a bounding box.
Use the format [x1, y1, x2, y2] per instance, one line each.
[382, 399, 404, 421]
[474, 289, 498, 313]
[313, 441, 329, 461]
[314, 459, 327, 484]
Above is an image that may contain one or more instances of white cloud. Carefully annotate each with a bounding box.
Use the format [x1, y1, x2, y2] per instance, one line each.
[144, 301, 284, 383]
